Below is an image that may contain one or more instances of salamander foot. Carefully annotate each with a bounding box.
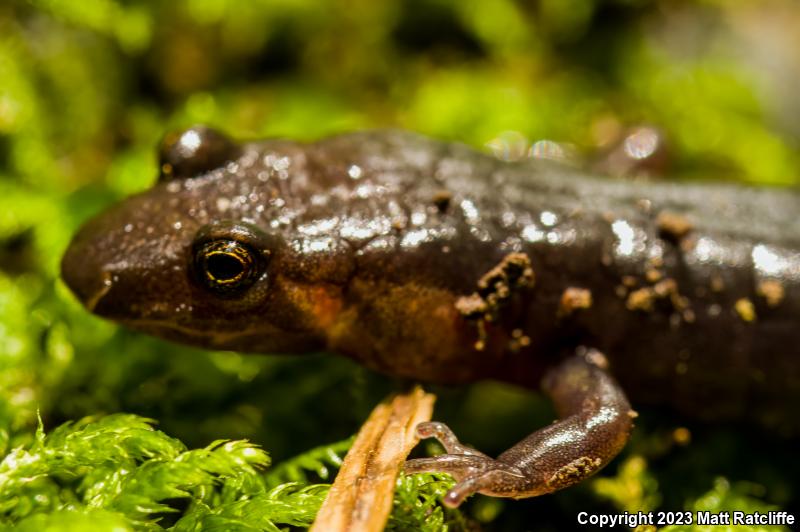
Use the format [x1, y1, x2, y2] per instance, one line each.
[404, 349, 634, 507]
[405, 424, 527, 507]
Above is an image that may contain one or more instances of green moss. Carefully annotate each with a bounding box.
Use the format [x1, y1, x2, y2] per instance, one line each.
[593, 455, 661, 513]
[662, 478, 790, 532]
[0, 416, 468, 530]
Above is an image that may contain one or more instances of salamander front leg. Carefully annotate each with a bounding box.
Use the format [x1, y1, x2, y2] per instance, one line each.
[404, 349, 635, 507]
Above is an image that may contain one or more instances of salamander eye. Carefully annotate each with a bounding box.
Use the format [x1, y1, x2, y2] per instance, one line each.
[194, 239, 261, 295]
[191, 221, 275, 296]
[158, 125, 240, 182]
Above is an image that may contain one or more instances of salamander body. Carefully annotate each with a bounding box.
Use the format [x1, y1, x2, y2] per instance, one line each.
[61, 127, 800, 505]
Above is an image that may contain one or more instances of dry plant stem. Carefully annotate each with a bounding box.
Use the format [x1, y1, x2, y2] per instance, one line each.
[310, 386, 436, 532]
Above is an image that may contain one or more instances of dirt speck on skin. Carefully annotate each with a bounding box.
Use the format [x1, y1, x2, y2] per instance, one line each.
[546, 456, 602, 490]
[657, 211, 693, 242]
[456, 253, 535, 350]
[654, 278, 690, 311]
[653, 278, 677, 297]
[735, 298, 756, 322]
[508, 328, 531, 352]
[757, 279, 785, 308]
[626, 287, 655, 311]
[558, 287, 593, 317]
[476, 253, 536, 304]
[645, 268, 662, 283]
[432, 189, 452, 213]
[454, 293, 486, 319]
[636, 198, 652, 214]
[626, 278, 689, 315]
[710, 275, 725, 292]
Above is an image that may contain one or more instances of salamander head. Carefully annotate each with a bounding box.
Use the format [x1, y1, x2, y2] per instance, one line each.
[61, 126, 354, 353]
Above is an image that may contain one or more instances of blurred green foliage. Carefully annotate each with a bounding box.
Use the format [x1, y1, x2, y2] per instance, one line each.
[0, 0, 798, 530]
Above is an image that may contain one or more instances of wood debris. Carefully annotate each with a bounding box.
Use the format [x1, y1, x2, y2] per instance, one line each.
[311, 386, 435, 532]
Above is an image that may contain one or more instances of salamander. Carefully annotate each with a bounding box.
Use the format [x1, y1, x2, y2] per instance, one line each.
[61, 127, 800, 507]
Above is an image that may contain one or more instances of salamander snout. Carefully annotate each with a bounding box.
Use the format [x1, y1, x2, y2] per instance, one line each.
[61, 227, 109, 314]
[60, 197, 195, 322]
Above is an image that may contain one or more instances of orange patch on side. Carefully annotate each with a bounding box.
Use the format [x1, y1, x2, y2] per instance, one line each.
[283, 280, 344, 331]
[308, 286, 344, 330]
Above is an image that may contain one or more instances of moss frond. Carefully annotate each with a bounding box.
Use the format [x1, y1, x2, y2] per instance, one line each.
[263, 437, 352, 488]
[388, 472, 470, 532]
[0, 415, 288, 529]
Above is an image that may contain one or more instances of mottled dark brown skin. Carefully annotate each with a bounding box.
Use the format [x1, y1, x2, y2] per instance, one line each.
[62, 127, 800, 506]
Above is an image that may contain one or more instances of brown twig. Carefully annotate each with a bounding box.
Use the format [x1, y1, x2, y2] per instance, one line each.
[310, 386, 436, 532]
